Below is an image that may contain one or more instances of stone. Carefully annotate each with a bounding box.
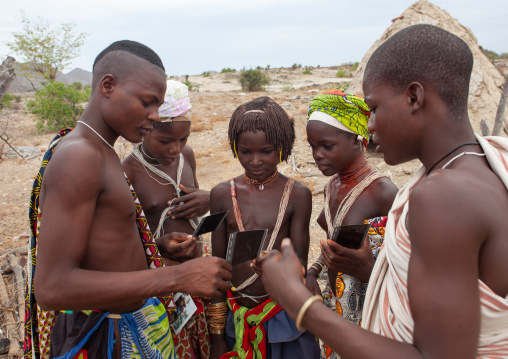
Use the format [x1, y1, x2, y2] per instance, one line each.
[348, 0, 507, 135]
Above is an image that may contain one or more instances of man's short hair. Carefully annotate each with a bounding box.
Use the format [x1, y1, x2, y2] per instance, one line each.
[91, 40, 165, 91]
[93, 40, 164, 71]
[365, 24, 473, 117]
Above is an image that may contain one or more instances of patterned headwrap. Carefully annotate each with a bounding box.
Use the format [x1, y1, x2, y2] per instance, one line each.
[307, 88, 370, 141]
[158, 80, 192, 122]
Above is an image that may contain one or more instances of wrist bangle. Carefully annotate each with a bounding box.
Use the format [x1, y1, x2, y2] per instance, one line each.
[210, 328, 224, 335]
[295, 295, 323, 331]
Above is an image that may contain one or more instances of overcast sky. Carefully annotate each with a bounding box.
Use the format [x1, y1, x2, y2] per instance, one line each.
[1, 0, 506, 76]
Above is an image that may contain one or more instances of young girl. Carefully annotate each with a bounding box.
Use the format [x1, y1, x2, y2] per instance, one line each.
[209, 97, 319, 359]
[304, 89, 398, 359]
[122, 80, 211, 358]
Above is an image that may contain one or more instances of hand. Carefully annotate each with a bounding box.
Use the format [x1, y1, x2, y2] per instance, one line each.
[175, 257, 232, 298]
[305, 268, 322, 296]
[156, 232, 201, 262]
[210, 333, 229, 359]
[167, 185, 210, 219]
[261, 239, 308, 309]
[250, 250, 280, 276]
[320, 236, 374, 282]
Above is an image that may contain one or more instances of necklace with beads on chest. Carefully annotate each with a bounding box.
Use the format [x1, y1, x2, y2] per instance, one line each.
[244, 170, 278, 190]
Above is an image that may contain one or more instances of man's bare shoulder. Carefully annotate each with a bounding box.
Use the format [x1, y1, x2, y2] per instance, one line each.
[407, 165, 505, 249]
[44, 134, 107, 184]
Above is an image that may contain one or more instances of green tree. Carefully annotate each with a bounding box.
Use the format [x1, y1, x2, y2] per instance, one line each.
[7, 13, 88, 80]
[239, 69, 270, 92]
[27, 81, 91, 132]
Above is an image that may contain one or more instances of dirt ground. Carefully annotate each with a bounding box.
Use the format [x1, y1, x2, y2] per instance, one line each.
[0, 67, 422, 265]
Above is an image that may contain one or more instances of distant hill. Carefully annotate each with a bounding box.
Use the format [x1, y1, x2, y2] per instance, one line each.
[8, 64, 92, 93]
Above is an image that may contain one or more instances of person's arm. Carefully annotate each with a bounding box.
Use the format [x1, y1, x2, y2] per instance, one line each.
[209, 184, 230, 359]
[262, 178, 482, 358]
[167, 146, 210, 219]
[35, 144, 231, 311]
[305, 207, 327, 295]
[288, 182, 312, 268]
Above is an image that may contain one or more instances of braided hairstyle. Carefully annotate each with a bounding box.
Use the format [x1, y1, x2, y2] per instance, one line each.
[228, 96, 295, 162]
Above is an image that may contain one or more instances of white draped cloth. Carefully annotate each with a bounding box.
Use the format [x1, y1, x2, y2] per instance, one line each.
[362, 135, 508, 358]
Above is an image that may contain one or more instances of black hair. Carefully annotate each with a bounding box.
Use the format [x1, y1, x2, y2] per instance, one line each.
[91, 40, 165, 92]
[93, 40, 164, 71]
[364, 24, 473, 118]
[228, 97, 295, 162]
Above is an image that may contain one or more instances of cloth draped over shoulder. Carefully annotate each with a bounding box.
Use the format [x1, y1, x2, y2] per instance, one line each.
[24, 129, 176, 359]
[362, 135, 508, 357]
[307, 88, 370, 141]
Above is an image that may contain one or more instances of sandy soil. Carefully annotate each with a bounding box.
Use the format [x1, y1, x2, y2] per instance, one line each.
[0, 68, 423, 266]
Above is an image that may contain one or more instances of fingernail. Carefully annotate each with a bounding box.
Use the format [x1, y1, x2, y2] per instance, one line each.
[282, 238, 291, 246]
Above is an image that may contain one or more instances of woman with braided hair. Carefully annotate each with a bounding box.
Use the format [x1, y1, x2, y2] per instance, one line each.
[210, 97, 319, 359]
[304, 89, 398, 359]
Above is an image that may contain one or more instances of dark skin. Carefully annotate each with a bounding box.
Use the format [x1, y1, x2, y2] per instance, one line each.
[122, 121, 210, 265]
[261, 78, 508, 358]
[305, 121, 397, 296]
[209, 130, 312, 359]
[34, 52, 232, 316]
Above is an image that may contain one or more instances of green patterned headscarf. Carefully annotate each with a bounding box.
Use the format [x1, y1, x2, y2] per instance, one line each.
[307, 88, 371, 140]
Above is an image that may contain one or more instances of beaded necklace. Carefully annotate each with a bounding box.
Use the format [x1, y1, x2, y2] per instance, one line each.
[244, 170, 278, 190]
[338, 159, 371, 183]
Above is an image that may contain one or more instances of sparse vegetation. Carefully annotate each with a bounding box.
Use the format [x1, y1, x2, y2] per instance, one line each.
[302, 70, 312, 75]
[351, 62, 359, 71]
[0, 94, 21, 109]
[183, 75, 194, 91]
[484, 49, 499, 60]
[239, 69, 270, 92]
[7, 12, 88, 80]
[221, 68, 236, 73]
[26, 81, 91, 132]
[202, 71, 211, 77]
[71, 82, 82, 90]
[336, 69, 348, 78]
[282, 84, 295, 91]
[291, 63, 302, 70]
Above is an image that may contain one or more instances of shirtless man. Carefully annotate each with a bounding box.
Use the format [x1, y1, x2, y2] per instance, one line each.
[28, 40, 231, 358]
[260, 25, 508, 358]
